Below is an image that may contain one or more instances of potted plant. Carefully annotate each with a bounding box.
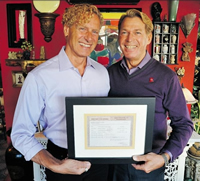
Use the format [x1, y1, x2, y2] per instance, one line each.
[21, 41, 34, 60]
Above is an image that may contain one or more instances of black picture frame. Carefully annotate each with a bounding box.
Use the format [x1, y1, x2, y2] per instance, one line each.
[7, 3, 32, 48]
[65, 97, 155, 164]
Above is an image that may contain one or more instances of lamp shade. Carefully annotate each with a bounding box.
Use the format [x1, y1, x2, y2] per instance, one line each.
[182, 86, 198, 104]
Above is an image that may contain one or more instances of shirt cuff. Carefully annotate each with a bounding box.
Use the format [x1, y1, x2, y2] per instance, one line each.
[164, 150, 173, 163]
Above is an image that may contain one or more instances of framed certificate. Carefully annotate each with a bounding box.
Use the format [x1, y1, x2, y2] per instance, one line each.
[65, 97, 155, 164]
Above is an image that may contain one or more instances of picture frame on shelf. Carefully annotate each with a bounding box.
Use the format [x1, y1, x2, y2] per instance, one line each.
[7, 3, 32, 48]
[12, 71, 25, 87]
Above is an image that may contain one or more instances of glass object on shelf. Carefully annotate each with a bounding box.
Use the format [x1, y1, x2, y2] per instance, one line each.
[170, 54, 176, 64]
[153, 54, 160, 61]
[155, 45, 160, 53]
[163, 24, 169, 33]
[162, 44, 168, 54]
[155, 34, 160, 43]
[171, 24, 177, 33]
[155, 24, 161, 33]
[170, 44, 175, 54]
[163, 35, 169, 43]
[162, 54, 167, 64]
[171, 35, 177, 44]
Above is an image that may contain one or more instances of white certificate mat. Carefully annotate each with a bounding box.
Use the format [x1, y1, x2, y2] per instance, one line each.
[66, 97, 155, 164]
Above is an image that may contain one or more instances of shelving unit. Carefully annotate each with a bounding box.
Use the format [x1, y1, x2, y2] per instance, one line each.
[152, 22, 180, 64]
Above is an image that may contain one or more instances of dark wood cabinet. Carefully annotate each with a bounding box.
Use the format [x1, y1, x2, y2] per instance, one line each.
[152, 22, 180, 65]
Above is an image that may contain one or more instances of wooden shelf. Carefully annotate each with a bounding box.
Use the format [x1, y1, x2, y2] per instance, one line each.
[6, 59, 46, 72]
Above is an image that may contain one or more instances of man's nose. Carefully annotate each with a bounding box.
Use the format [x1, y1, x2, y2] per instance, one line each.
[85, 31, 93, 41]
[127, 33, 134, 42]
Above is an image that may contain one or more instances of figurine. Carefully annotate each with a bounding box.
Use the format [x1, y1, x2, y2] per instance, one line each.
[155, 34, 160, 43]
[170, 55, 176, 64]
[163, 35, 169, 43]
[175, 67, 185, 81]
[8, 51, 17, 59]
[162, 44, 168, 54]
[162, 55, 167, 64]
[151, 2, 162, 22]
[171, 35, 177, 44]
[155, 45, 160, 53]
[170, 45, 175, 54]
[163, 24, 169, 33]
[16, 51, 23, 59]
[182, 42, 193, 61]
[40, 46, 45, 59]
[171, 25, 176, 33]
[153, 54, 160, 61]
[154, 24, 161, 33]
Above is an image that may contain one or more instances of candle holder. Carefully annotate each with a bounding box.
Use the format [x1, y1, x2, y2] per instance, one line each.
[35, 13, 59, 42]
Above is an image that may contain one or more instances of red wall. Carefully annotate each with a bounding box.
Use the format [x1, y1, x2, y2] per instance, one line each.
[0, 0, 199, 136]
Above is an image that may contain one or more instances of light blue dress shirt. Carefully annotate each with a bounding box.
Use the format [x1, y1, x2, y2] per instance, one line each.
[11, 47, 110, 161]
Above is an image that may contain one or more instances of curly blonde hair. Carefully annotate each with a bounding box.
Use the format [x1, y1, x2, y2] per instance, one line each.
[62, 4, 103, 27]
[118, 9, 153, 35]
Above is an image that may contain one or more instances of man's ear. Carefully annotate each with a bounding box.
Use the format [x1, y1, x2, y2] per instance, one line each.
[64, 25, 69, 37]
[147, 33, 152, 45]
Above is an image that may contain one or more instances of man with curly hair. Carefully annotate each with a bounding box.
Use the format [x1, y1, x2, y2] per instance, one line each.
[11, 4, 110, 181]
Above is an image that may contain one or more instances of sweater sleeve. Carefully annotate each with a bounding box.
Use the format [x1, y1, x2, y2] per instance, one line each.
[160, 75, 194, 161]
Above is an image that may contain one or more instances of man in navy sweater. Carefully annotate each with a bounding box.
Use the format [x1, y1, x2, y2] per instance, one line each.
[108, 9, 193, 181]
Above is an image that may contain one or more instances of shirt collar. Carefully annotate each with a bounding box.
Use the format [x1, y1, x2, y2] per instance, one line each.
[58, 46, 95, 71]
[120, 51, 151, 73]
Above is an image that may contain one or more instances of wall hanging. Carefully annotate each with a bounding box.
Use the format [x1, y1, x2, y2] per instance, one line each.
[7, 3, 32, 48]
[180, 13, 196, 38]
[181, 42, 193, 61]
[33, 0, 60, 42]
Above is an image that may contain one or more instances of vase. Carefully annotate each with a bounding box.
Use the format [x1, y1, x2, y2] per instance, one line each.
[5, 145, 33, 181]
[5, 128, 33, 181]
[162, 44, 168, 54]
[23, 51, 31, 60]
[169, 0, 179, 22]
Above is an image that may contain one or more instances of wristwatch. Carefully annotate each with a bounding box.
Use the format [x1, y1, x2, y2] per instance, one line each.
[160, 153, 169, 167]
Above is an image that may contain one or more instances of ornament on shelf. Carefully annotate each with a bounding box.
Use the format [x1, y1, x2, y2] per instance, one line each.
[8, 51, 17, 59]
[174, 67, 185, 81]
[170, 54, 176, 64]
[163, 14, 168, 22]
[40, 46, 46, 59]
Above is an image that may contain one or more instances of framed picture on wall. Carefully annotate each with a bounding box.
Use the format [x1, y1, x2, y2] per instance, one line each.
[7, 3, 32, 48]
[90, 8, 141, 67]
[12, 71, 25, 87]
